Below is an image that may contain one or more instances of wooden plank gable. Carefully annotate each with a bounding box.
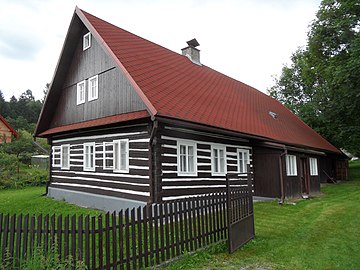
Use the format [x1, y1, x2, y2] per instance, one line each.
[50, 25, 146, 128]
[36, 9, 148, 136]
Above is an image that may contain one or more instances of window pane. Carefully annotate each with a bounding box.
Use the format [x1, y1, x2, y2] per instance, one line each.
[120, 141, 127, 170]
[80, 84, 84, 100]
[213, 148, 219, 172]
[180, 154, 186, 172]
[180, 145, 186, 172]
[219, 149, 225, 173]
[188, 146, 194, 172]
[180, 145, 186, 155]
[239, 152, 244, 173]
[114, 142, 119, 170]
[90, 146, 94, 168]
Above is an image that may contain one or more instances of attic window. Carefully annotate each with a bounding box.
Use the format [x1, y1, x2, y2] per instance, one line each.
[77, 80, 86, 105]
[88, 75, 98, 101]
[269, 111, 278, 119]
[83, 32, 91, 50]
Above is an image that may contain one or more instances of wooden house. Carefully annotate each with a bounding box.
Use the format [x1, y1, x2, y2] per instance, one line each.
[35, 7, 346, 211]
[0, 115, 18, 144]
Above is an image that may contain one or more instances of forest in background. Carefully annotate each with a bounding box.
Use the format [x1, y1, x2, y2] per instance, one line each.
[0, 87, 49, 189]
[0, 88, 47, 133]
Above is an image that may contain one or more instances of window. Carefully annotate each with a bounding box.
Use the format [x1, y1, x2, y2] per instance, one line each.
[52, 146, 61, 167]
[84, 143, 95, 171]
[83, 32, 91, 50]
[77, 80, 86, 105]
[113, 139, 129, 173]
[211, 145, 226, 175]
[177, 140, 197, 176]
[61, 144, 70, 170]
[238, 149, 250, 173]
[309, 157, 318, 176]
[88, 75, 98, 101]
[103, 142, 114, 170]
[286, 155, 297, 176]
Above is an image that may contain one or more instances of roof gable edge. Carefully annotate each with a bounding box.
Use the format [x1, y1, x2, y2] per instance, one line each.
[0, 115, 18, 138]
[34, 10, 81, 136]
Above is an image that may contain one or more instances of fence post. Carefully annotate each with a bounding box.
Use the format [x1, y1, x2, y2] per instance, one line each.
[225, 174, 231, 253]
[247, 164, 255, 236]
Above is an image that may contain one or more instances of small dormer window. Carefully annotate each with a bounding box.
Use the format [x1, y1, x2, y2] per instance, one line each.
[83, 32, 91, 50]
[269, 111, 278, 119]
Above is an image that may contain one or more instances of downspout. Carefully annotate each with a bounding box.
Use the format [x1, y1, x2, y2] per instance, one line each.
[33, 136, 51, 196]
[279, 148, 287, 205]
[33, 135, 52, 196]
[149, 119, 159, 203]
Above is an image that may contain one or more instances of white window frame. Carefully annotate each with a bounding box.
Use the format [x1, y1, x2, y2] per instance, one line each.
[76, 80, 86, 105]
[113, 139, 129, 173]
[52, 146, 61, 167]
[83, 142, 96, 171]
[211, 144, 227, 176]
[103, 142, 114, 170]
[309, 157, 318, 176]
[237, 149, 250, 174]
[286, 154, 297, 176]
[88, 75, 98, 101]
[177, 140, 197, 176]
[83, 32, 91, 50]
[61, 144, 70, 170]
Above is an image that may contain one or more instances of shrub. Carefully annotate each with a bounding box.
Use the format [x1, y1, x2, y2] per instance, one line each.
[0, 151, 48, 189]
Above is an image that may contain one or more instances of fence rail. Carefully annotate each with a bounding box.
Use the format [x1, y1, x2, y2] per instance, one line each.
[0, 192, 231, 269]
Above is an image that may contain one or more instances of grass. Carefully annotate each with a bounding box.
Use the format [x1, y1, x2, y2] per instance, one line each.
[0, 162, 359, 269]
[163, 160, 360, 270]
[0, 186, 103, 216]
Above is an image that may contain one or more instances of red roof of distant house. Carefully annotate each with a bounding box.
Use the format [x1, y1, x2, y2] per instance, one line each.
[36, 8, 340, 154]
[39, 110, 149, 136]
[0, 115, 18, 138]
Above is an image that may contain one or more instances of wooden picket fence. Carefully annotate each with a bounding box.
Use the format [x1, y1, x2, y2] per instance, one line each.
[0, 193, 231, 269]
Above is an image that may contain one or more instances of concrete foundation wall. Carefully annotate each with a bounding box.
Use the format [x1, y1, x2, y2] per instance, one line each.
[48, 187, 146, 212]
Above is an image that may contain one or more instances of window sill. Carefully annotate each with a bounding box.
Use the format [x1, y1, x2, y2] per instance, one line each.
[114, 169, 129, 174]
[177, 172, 198, 177]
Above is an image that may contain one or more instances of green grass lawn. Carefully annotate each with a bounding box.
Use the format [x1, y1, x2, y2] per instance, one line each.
[163, 161, 360, 270]
[0, 186, 103, 216]
[0, 162, 359, 269]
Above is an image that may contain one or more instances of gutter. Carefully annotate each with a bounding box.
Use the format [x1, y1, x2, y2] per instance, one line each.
[32, 137, 50, 155]
[279, 148, 287, 205]
[149, 119, 159, 203]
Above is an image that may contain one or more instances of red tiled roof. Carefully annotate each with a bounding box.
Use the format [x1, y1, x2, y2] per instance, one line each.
[67, 8, 339, 153]
[39, 110, 149, 136]
[0, 115, 18, 138]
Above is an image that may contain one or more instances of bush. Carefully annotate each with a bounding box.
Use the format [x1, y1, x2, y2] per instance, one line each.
[0, 151, 48, 189]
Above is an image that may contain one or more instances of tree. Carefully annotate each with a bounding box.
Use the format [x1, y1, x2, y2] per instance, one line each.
[0, 90, 10, 117]
[269, 0, 360, 156]
[41, 83, 50, 104]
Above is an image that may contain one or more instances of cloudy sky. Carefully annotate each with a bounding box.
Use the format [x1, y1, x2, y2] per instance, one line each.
[0, 0, 321, 101]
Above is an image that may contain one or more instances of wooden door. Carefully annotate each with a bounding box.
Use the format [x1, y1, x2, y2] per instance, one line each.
[301, 158, 310, 194]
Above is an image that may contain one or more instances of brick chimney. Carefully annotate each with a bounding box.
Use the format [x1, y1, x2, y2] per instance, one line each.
[182, 38, 201, 65]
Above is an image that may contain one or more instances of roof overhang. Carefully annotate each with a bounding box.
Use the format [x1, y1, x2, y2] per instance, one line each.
[155, 115, 340, 156]
[38, 110, 150, 138]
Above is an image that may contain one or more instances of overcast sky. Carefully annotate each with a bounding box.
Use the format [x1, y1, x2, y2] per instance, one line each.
[0, 0, 321, 101]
